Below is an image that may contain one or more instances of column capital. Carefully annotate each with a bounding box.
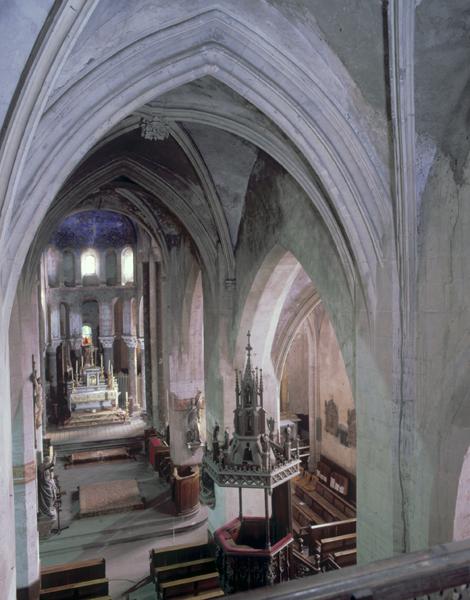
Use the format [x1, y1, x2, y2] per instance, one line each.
[122, 335, 138, 349]
[99, 336, 115, 349]
[138, 337, 145, 350]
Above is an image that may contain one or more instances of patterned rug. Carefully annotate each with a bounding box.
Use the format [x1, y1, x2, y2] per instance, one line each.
[79, 479, 144, 517]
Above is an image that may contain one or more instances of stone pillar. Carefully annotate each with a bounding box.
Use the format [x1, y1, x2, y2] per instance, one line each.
[155, 262, 168, 428]
[98, 250, 107, 285]
[99, 336, 114, 374]
[99, 300, 114, 336]
[122, 298, 133, 336]
[142, 262, 153, 423]
[123, 336, 138, 414]
[46, 339, 60, 403]
[74, 250, 81, 286]
[71, 336, 82, 373]
[149, 261, 160, 425]
[10, 283, 41, 600]
[138, 338, 146, 412]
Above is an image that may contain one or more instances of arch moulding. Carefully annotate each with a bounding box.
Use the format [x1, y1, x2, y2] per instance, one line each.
[1, 6, 391, 323]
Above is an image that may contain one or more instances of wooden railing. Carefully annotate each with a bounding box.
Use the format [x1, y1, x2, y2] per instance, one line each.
[230, 537, 470, 600]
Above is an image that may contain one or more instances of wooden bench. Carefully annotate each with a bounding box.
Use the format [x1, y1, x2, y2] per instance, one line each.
[150, 542, 214, 579]
[178, 589, 225, 599]
[317, 532, 356, 554]
[159, 571, 220, 599]
[295, 483, 346, 522]
[292, 495, 323, 529]
[315, 533, 356, 566]
[155, 557, 216, 584]
[40, 577, 109, 600]
[331, 547, 357, 567]
[315, 480, 356, 519]
[40, 558, 108, 600]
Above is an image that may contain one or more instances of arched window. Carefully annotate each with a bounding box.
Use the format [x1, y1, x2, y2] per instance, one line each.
[121, 246, 134, 285]
[82, 324, 92, 346]
[82, 251, 97, 276]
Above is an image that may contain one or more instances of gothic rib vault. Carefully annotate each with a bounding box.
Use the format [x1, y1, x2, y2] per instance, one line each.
[2, 2, 470, 599]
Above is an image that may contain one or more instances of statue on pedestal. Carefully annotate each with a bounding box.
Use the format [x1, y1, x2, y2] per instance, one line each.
[186, 391, 202, 448]
[83, 344, 94, 368]
[38, 457, 57, 519]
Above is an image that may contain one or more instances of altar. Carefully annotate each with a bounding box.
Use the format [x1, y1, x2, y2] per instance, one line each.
[67, 347, 119, 413]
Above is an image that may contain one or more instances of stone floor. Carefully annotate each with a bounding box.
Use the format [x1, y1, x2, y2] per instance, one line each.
[40, 425, 208, 599]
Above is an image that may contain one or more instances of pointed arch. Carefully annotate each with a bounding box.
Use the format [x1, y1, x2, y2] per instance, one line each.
[0, 5, 392, 319]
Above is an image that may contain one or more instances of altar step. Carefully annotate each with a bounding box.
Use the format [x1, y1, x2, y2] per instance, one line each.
[52, 435, 144, 457]
[62, 409, 128, 430]
[40, 503, 208, 559]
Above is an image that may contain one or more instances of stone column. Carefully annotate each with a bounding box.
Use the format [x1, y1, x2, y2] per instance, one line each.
[99, 300, 113, 335]
[142, 262, 154, 423]
[138, 338, 146, 412]
[99, 336, 115, 374]
[155, 262, 168, 428]
[46, 339, 61, 403]
[98, 250, 107, 285]
[74, 250, 81, 286]
[149, 261, 160, 425]
[71, 336, 82, 374]
[10, 283, 41, 600]
[122, 336, 138, 414]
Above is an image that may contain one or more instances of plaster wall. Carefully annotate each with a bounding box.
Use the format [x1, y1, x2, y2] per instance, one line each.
[318, 313, 356, 475]
[283, 329, 309, 417]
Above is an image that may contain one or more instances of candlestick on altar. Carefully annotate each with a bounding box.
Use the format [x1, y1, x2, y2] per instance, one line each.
[81, 356, 84, 369]
[101, 354, 103, 369]
[125, 392, 129, 414]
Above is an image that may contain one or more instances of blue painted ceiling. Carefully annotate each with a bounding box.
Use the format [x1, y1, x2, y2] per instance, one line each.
[51, 210, 136, 249]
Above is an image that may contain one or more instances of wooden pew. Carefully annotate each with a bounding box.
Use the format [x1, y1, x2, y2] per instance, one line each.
[155, 557, 216, 584]
[295, 483, 346, 522]
[331, 548, 357, 567]
[40, 558, 108, 599]
[159, 571, 220, 599]
[307, 518, 356, 548]
[39, 578, 109, 600]
[292, 494, 323, 532]
[150, 542, 214, 579]
[178, 591, 224, 600]
[315, 533, 356, 567]
[317, 532, 356, 554]
[297, 518, 356, 561]
[314, 480, 356, 519]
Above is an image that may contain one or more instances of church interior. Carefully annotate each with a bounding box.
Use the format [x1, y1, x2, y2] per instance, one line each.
[1, 2, 470, 599]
